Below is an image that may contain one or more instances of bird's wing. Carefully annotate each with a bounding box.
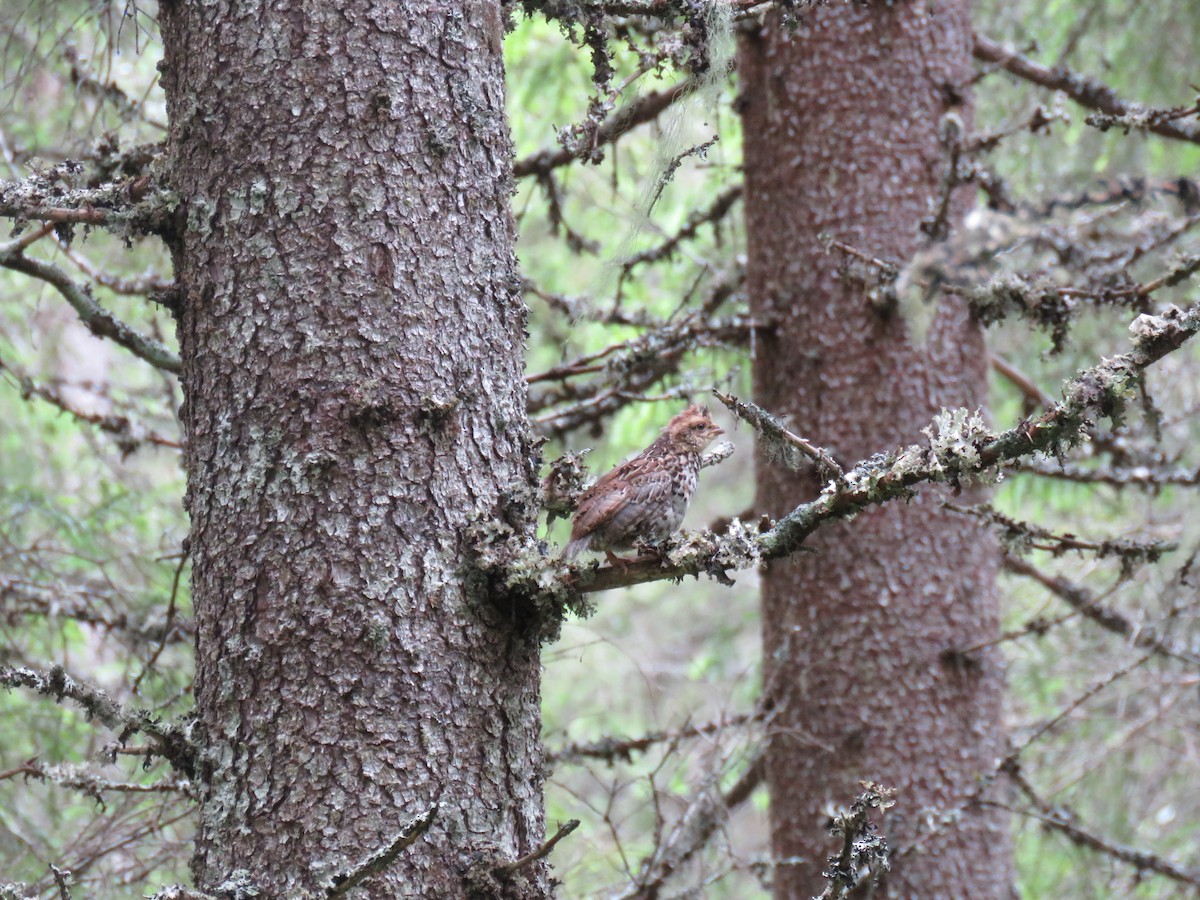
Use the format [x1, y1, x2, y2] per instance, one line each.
[570, 454, 673, 541]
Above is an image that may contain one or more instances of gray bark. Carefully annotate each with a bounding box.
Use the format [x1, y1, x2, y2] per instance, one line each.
[158, 2, 547, 896]
[738, 3, 1013, 896]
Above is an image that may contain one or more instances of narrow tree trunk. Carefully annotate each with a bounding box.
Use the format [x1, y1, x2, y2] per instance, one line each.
[738, 4, 1013, 896]
[159, 2, 546, 895]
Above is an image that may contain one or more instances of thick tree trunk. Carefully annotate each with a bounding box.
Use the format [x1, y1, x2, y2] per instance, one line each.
[159, 2, 546, 896]
[738, 4, 1013, 896]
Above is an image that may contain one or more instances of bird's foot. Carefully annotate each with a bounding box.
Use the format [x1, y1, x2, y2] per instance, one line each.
[603, 546, 667, 574]
[603, 549, 638, 573]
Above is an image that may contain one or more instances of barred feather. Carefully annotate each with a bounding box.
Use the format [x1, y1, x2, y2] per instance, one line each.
[564, 405, 723, 560]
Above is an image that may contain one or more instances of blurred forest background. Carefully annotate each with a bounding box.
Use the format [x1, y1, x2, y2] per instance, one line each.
[0, 0, 1198, 897]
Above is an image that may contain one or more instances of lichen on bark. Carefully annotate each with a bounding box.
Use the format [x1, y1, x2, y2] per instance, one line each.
[158, 1, 549, 895]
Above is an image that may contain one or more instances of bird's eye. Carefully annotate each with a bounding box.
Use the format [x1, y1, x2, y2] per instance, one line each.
[692, 423, 704, 430]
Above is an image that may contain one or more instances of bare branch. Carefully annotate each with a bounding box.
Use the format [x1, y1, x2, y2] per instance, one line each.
[1015, 653, 1155, 759]
[1016, 457, 1200, 487]
[56, 239, 173, 295]
[132, 551, 192, 693]
[1002, 554, 1200, 665]
[494, 819, 580, 876]
[615, 753, 763, 900]
[619, 185, 742, 277]
[972, 33, 1200, 145]
[0, 573, 192, 644]
[514, 79, 695, 179]
[998, 763, 1200, 889]
[323, 803, 439, 897]
[990, 352, 1056, 410]
[529, 284, 749, 437]
[0, 354, 182, 451]
[547, 712, 757, 766]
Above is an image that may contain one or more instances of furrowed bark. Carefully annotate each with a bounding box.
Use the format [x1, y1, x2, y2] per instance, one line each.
[158, 2, 547, 895]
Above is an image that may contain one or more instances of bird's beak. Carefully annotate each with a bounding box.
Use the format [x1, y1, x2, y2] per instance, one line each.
[712, 424, 725, 437]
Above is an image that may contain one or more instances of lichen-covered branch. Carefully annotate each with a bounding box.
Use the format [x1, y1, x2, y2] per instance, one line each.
[946, 503, 1174, 568]
[146, 888, 221, 900]
[0, 169, 178, 236]
[815, 783, 896, 900]
[0, 664, 195, 776]
[0, 252, 181, 373]
[556, 302, 1200, 594]
[713, 389, 844, 480]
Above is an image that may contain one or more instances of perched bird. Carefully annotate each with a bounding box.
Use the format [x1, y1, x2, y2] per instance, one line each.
[564, 405, 724, 566]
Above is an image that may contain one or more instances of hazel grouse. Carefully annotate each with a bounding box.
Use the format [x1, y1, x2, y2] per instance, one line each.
[564, 405, 724, 566]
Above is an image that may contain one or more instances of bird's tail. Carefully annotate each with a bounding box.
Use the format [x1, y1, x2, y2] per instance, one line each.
[563, 534, 590, 559]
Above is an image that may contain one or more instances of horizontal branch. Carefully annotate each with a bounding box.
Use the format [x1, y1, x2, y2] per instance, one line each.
[146, 888, 220, 900]
[0, 172, 177, 235]
[0, 354, 182, 451]
[529, 289, 749, 436]
[519, 0, 775, 19]
[1016, 457, 1200, 487]
[0, 664, 195, 776]
[972, 33, 1200, 145]
[563, 302, 1200, 593]
[947, 503, 1174, 564]
[0, 760, 193, 801]
[546, 711, 756, 766]
[0, 573, 191, 643]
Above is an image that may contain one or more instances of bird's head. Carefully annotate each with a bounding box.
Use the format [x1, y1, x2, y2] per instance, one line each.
[665, 404, 724, 452]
